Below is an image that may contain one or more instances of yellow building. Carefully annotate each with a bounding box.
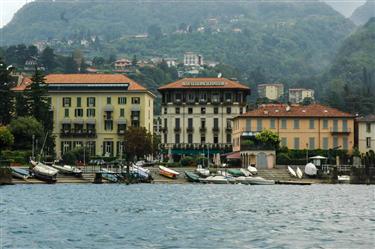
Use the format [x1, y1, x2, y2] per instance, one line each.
[257, 83, 284, 101]
[15, 74, 155, 158]
[233, 104, 355, 153]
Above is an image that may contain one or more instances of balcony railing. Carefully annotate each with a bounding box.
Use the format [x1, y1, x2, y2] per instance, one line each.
[213, 127, 220, 132]
[240, 143, 275, 151]
[226, 127, 232, 132]
[200, 127, 207, 133]
[174, 127, 181, 132]
[330, 128, 351, 134]
[60, 129, 97, 138]
[187, 127, 194, 133]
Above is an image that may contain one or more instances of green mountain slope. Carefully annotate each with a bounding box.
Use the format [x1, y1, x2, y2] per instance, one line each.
[350, 0, 375, 25]
[323, 17, 375, 114]
[1, 0, 355, 83]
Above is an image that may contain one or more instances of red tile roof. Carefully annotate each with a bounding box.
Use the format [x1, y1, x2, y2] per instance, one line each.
[12, 74, 147, 91]
[158, 77, 250, 90]
[356, 114, 375, 122]
[239, 104, 354, 118]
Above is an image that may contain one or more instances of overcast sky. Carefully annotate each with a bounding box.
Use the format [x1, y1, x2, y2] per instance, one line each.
[0, 0, 368, 28]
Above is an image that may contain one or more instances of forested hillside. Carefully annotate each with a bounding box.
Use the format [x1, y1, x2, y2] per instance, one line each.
[322, 18, 375, 115]
[350, 0, 375, 25]
[1, 0, 355, 84]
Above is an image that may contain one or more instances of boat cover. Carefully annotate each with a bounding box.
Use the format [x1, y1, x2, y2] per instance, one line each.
[305, 163, 317, 176]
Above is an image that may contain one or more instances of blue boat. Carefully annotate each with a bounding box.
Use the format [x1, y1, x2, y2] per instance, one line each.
[100, 170, 119, 183]
[11, 168, 31, 180]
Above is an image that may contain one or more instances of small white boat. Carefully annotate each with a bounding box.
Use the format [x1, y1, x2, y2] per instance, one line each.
[248, 176, 275, 185]
[288, 166, 297, 177]
[11, 168, 31, 180]
[51, 164, 82, 176]
[338, 175, 350, 184]
[240, 168, 252, 176]
[247, 166, 258, 175]
[196, 165, 210, 177]
[32, 162, 58, 183]
[305, 163, 318, 176]
[296, 167, 303, 179]
[159, 165, 180, 179]
[202, 175, 228, 184]
[132, 163, 150, 174]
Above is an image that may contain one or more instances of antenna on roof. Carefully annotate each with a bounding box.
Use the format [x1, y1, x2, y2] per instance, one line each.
[217, 73, 222, 78]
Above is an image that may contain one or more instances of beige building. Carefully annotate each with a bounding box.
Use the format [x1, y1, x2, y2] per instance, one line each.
[257, 83, 284, 101]
[158, 77, 250, 160]
[183, 52, 203, 67]
[289, 88, 315, 104]
[356, 115, 375, 153]
[233, 104, 355, 153]
[14, 74, 155, 158]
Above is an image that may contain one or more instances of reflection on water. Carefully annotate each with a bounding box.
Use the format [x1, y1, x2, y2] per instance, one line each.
[1, 184, 374, 249]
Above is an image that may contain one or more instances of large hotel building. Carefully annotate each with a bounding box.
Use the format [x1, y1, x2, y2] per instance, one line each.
[158, 77, 250, 160]
[14, 74, 155, 158]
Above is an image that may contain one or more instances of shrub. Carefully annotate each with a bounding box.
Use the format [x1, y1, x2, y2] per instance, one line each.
[180, 156, 196, 167]
[1, 150, 31, 165]
[166, 162, 180, 167]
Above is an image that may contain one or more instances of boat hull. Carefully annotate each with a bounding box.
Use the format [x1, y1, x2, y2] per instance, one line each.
[51, 164, 82, 176]
[185, 171, 200, 182]
[159, 166, 179, 179]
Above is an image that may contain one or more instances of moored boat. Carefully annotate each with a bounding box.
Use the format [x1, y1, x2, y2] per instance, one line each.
[195, 165, 210, 177]
[248, 176, 275, 185]
[227, 169, 245, 177]
[51, 164, 82, 176]
[159, 165, 180, 179]
[288, 166, 297, 177]
[304, 163, 317, 177]
[240, 168, 252, 176]
[32, 162, 58, 183]
[11, 167, 31, 180]
[202, 175, 229, 184]
[247, 166, 258, 175]
[184, 171, 200, 182]
[100, 169, 119, 183]
[296, 167, 303, 179]
[338, 175, 350, 184]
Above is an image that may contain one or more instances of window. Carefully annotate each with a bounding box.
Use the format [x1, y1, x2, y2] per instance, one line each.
[212, 93, 220, 103]
[175, 133, 180, 144]
[120, 108, 125, 117]
[225, 92, 232, 101]
[74, 108, 83, 117]
[188, 108, 193, 114]
[164, 108, 167, 114]
[294, 137, 300, 149]
[270, 118, 276, 129]
[164, 118, 168, 129]
[257, 119, 262, 131]
[214, 107, 219, 114]
[188, 134, 193, 144]
[366, 123, 371, 133]
[309, 119, 315, 129]
[118, 97, 127, 105]
[333, 119, 338, 132]
[77, 97, 81, 107]
[201, 136, 206, 144]
[164, 133, 167, 144]
[64, 109, 69, 117]
[213, 118, 219, 129]
[293, 119, 300, 129]
[323, 119, 328, 129]
[175, 93, 182, 102]
[226, 107, 231, 114]
[323, 137, 329, 149]
[106, 97, 111, 105]
[201, 118, 206, 128]
[87, 109, 95, 117]
[281, 138, 287, 147]
[63, 97, 71, 107]
[201, 107, 206, 114]
[132, 97, 140, 104]
[343, 136, 348, 150]
[240, 107, 243, 114]
[188, 118, 193, 129]
[366, 137, 371, 148]
[213, 135, 218, 144]
[87, 97, 95, 107]
[226, 119, 232, 129]
[104, 120, 113, 131]
[333, 136, 338, 148]
[309, 137, 315, 150]
[175, 118, 180, 129]
[342, 119, 348, 132]
[281, 119, 287, 129]
[200, 92, 207, 101]
[175, 107, 180, 114]
[226, 133, 231, 144]
[246, 119, 251, 131]
[187, 93, 195, 102]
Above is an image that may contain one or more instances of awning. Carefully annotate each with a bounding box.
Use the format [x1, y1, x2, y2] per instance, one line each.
[86, 119, 96, 124]
[226, 151, 241, 159]
[62, 119, 71, 124]
[118, 119, 127, 125]
[104, 105, 114, 111]
[73, 119, 84, 124]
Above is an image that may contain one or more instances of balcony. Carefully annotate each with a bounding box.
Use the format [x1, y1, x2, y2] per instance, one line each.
[162, 127, 168, 133]
[226, 127, 232, 133]
[60, 129, 97, 138]
[174, 127, 181, 132]
[200, 127, 207, 133]
[187, 127, 194, 133]
[213, 127, 220, 132]
[330, 128, 351, 135]
[118, 129, 126, 135]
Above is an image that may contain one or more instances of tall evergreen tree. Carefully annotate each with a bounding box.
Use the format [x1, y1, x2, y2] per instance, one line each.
[0, 58, 14, 125]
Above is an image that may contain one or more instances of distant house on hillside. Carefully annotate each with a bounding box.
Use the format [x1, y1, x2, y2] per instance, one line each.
[257, 83, 284, 101]
[114, 59, 131, 70]
[184, 52, 204, 67]
[289, 88, 315, 104]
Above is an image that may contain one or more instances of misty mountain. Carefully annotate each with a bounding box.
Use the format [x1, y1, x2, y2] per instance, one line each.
[351, 0, 375, 25]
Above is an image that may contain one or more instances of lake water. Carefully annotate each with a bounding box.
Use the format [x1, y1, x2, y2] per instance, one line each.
[1, 184, 374, 249]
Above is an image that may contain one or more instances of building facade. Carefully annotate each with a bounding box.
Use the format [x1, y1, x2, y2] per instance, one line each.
[233, 104, 355, 153]
[183, 52, 203, 67]
[15, 74, 155, 158]
[257, 83, 284, 101]
[356, 115, 375, 153]
[158, 77, 250, 160]
[289, 88, 315, 104]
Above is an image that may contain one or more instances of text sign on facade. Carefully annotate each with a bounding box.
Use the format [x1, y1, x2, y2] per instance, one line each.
[182, 81, 225, 86]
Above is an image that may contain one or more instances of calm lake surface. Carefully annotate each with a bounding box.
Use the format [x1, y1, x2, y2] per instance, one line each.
[1, 184, 374, 249]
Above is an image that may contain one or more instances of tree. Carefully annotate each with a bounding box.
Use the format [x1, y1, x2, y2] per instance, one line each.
[8, 116, 44, 150]
[147, 24, 163, 40]
[40, 47, 56, 72]
[302, 97, 314, 105]
[92, 56, 105, 67]
[0, 126, 14, 154]
[0, 58, 14, 125]
[63, 56, 79, 73]
[255, 129, 280, 149]
[132, 55, 138, 67]
[15, 92, 30, 117]
[123, 127, 153, 162]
